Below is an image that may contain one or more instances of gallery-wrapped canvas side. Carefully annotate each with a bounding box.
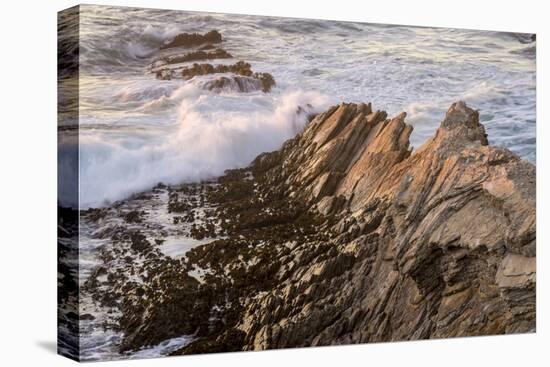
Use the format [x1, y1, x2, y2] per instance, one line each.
[57, 5, 80, 362]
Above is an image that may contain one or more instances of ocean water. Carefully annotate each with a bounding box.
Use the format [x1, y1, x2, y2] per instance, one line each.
[71, 4, 535, 208]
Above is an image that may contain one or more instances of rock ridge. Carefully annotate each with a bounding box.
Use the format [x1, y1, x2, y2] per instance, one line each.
[225, 100, 535, 350]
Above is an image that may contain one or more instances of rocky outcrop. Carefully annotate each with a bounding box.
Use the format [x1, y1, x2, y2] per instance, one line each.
[221, 101, 535, 350]
[160, 30, 222, 50]
[83, 101, 535, 355]
[151, 31, 276, 93]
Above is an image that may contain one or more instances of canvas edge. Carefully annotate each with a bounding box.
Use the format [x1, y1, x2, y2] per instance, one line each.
[57, 4, 81, 362]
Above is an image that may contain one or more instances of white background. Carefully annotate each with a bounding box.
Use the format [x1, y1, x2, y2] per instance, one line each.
[0, 0, 547, 365]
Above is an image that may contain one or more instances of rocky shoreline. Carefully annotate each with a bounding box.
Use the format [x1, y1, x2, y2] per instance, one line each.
[80, 100, 535, 356]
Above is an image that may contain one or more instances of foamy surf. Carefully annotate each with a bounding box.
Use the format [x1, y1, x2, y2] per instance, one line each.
[77, 87, 328, 208]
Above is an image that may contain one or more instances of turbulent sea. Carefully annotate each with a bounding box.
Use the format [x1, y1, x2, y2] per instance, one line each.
[72, 5, 536, 208]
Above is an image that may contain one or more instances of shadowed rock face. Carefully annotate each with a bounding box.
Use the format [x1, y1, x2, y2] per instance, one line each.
[83, 101, 535, 355]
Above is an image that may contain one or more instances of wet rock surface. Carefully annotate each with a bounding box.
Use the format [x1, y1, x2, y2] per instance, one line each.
[82, 101, 535, 356]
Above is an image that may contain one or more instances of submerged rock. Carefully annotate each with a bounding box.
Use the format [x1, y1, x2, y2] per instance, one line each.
[150, 31, 276, 93]
[179, 61, 255, 79]
[160, 30, 222, 50]
[184, 62, 275, 92]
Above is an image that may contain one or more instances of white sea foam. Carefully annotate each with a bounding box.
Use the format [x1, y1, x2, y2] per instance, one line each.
[78, 87, 328, 208]
[128, 336, 194, 359]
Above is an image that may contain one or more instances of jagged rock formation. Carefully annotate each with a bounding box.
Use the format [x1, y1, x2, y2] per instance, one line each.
[83, 102, 535, 355]
[227, 101, 535, 350]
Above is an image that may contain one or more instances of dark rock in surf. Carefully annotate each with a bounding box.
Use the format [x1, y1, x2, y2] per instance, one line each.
[155, 61, 276, 92]
[180, 61, 255, 79]
[202, 75, 274, 93]
[123, 210, 145, 224]
[181, 62, 276, 92]
[156, 69, 172, 80]
[160, 30, 222, 50]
